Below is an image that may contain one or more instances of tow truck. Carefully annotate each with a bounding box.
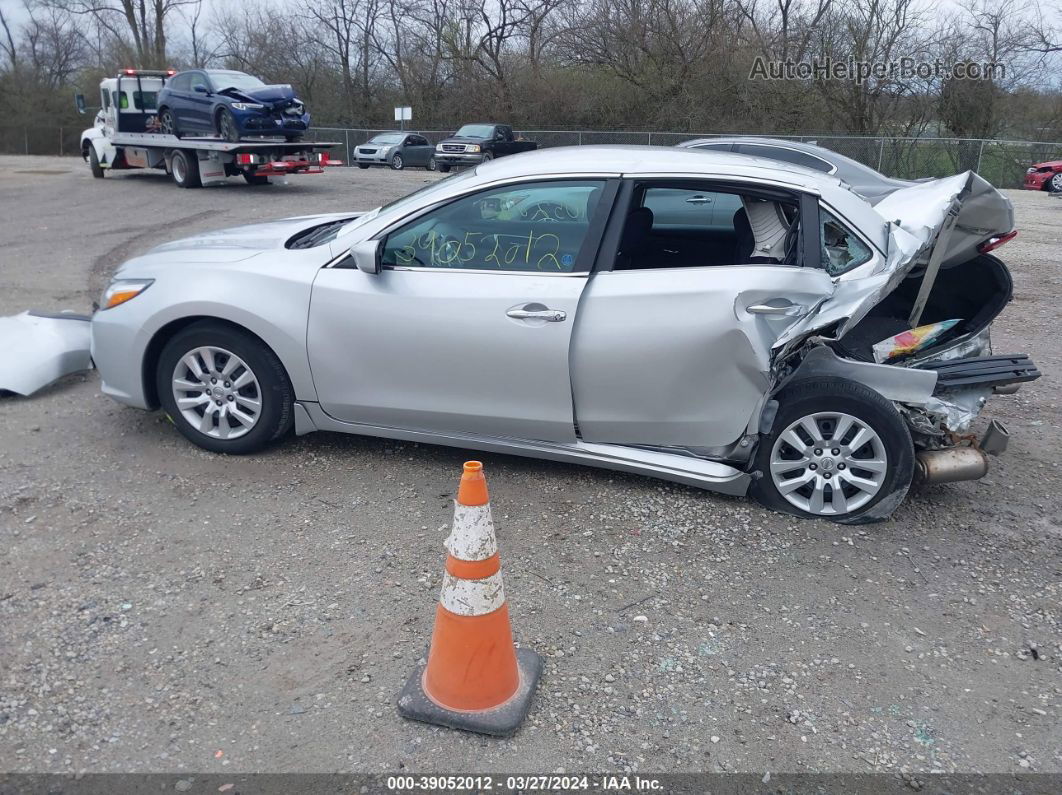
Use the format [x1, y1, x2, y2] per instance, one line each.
[77, 69, 342, 188]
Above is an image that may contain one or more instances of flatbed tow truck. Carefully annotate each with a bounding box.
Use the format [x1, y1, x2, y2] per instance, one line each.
[78, 69, 342, 188]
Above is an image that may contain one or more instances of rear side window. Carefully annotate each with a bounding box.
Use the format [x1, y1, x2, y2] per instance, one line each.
[734, 144, 833, 173]
[821, 210, 872, 275]
[168, 73, 191, 92]
[382, 180, 607, 273]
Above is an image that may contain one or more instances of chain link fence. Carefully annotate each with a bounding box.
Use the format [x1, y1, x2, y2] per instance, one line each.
[5, 124, 1061, 189]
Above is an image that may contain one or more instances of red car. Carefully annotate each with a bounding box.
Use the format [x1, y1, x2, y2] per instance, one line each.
[1024, 159, 1062, 191]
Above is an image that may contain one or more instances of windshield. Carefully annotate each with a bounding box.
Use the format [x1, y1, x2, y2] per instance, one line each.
[211, 72, 266, 91]
[370, 134, 405, 144]
[337, 170, 480, 238]
[454, 124, 495, 139]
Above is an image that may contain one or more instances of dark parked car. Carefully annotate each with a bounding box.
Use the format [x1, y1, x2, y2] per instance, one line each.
[354, 132, 437, 170]
[157, 69, 310, 142]
[434, 123, 537, 172]
[678, 136, 913, 204]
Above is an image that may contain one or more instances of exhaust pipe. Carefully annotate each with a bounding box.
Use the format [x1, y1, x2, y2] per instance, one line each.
[916, 447, 989, 486]
[980, 419, 1010, 456]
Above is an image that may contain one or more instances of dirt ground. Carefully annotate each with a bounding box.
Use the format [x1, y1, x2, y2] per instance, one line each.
[0, 155, 1059, 777]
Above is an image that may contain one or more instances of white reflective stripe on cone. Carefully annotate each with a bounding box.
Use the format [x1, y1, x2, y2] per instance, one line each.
[446, 502, 498, 561]
[439, 571, 506, 616]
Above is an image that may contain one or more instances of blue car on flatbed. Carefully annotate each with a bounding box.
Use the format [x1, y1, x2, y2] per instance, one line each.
[157, 69, 310, 142]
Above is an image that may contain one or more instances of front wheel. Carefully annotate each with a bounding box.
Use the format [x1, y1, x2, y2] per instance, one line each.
[156, 322, 294, 455]
[437, 162, 451, 173]
[481, 151, 494, 162]
[217, 108, 241, 142]
[1049, 172, 1062, 193]
[88, 146, 104, 178]
[750, 377, 914, 523]
[390, 153, 404, 170]
[357, 163, 370, 169]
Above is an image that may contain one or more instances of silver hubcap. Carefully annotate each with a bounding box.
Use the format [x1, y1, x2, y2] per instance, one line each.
[171, 346, 262, 440]
[173, 156, 185, 181]
[393, 155, 402, 168]
[1052, 174, 1062, 190]
[770, 411, 888, 516]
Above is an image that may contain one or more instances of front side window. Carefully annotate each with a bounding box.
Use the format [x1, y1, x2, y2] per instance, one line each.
[381, 180, 606, 272]
[821, 210, 872, 275]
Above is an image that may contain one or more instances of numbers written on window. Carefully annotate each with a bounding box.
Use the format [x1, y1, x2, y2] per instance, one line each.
[821, 210, 872, 275]
[381, 180, 605, 273]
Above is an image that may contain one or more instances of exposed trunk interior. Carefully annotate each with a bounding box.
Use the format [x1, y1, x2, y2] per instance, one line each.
[835, 254, 1013, 362]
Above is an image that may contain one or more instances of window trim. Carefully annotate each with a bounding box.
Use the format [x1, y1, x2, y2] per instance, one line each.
[817, 204, 875, 277]
[376, 177, 620, 276]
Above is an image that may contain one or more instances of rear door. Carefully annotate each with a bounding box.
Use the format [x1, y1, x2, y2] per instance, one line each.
[571, 179, 835, 448]
[307, 178, 616, 441]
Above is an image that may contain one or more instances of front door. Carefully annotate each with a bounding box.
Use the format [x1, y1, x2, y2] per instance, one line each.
[307, 178, 613, 441]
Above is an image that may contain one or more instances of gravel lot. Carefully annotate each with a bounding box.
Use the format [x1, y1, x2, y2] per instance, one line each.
[0, 154, 1059, 777]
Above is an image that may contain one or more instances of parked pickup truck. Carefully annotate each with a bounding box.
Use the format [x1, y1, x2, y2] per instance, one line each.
[434, 123, 537, 171]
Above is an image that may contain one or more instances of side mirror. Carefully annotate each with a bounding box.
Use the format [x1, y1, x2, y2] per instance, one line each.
[193, 83, 208, 94]
[350, 240, 381, 275]
[75, 93, 86, 114]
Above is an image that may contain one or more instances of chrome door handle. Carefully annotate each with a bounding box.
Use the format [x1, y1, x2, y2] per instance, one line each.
[747, 303, 807, 316]
[507, 308, 567, 322]
[685, 196, 712, 204]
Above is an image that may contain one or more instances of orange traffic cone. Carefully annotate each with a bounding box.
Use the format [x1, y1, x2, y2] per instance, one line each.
[397, 461, 543, 736]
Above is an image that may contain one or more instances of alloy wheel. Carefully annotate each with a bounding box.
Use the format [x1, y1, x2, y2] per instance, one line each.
[769, 411, 888, 516]
[219, 112, 239, 142]
[171, 154, 186, 183]
[391, 153, 403, 170]
[1051, 172, 1062, 192]
[160, 111, 175, 136]
[171, 346, 262, 440]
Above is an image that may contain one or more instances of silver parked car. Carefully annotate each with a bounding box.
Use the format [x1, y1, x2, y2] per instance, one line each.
[91, 146, 1036, 522]
[678, 136, 915, 203]
[355, 132, 437, 171]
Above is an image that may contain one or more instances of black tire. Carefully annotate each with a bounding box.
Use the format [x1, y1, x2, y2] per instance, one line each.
[357, 163, 370, 169]
[427, 155, 438, 171]
[481, 151, 494, 162]
[217, 108, 241, 142]
[243, 172, 270, 185]
[1048, 172, 1062, 193]
[390, 152, 404, 170]
[88, 146, 104, 178]
[156, 322, 294, 455]
[437, 162, 451, 173]
[750, 377, 914, 524]
[170, 150, 201, 188]
[159, 108, 180, 138]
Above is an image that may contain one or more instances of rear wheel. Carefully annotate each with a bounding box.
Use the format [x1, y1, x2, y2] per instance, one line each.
[88, 147, 104, 178]
[750, 378, 914, 523]
[170, 150, 201, 188]
[217, 108, 240, 142]
[390, 153, 404, 170]
[159, 108, 180, 138]
[243, 172, 270, 186]
[156, 322, 293, 455]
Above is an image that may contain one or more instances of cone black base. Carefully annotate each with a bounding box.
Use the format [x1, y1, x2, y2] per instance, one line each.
[397, 647, 544, 737]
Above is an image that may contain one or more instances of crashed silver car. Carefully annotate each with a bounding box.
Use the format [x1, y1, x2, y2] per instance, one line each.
[89, 146, 1038, 522]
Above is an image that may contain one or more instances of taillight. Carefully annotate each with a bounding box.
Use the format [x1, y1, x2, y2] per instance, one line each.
[978, 230, 1017, 254]
[236, 153, 260, 165]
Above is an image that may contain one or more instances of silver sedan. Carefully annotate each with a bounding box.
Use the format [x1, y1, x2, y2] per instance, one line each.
[90, 146, 1035, 522]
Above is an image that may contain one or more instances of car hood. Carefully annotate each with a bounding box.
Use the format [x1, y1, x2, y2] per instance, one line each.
[117, 214, 357, 271]
[1032, 160, 1062, 169]
[776, 171, 1013, 350]
[439, 136, 488, 144]
[220, 84, 299, 104]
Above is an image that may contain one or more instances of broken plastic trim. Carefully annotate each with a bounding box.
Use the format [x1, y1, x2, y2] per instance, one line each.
[0, 311, 92, 396]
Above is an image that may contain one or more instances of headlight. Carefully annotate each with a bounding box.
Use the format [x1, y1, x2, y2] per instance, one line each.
[1027, 167, 1037, 173]
[100, 279, 153, 310]
[436, 143, 445, 151]
[230, 102, 264, 111]
[379, 146, 393, 155]
[467, 144, 481, 153]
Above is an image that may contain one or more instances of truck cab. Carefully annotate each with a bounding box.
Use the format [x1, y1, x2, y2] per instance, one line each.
[80, 70, 173, 171]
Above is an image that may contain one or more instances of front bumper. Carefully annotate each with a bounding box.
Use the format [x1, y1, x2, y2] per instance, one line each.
[435, 152, 485, 166]
[1023, 171, 1052, 190]
[237, 112, 310, 135]
[90, 305, 152, 409]
[354, 150, 393, 165]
